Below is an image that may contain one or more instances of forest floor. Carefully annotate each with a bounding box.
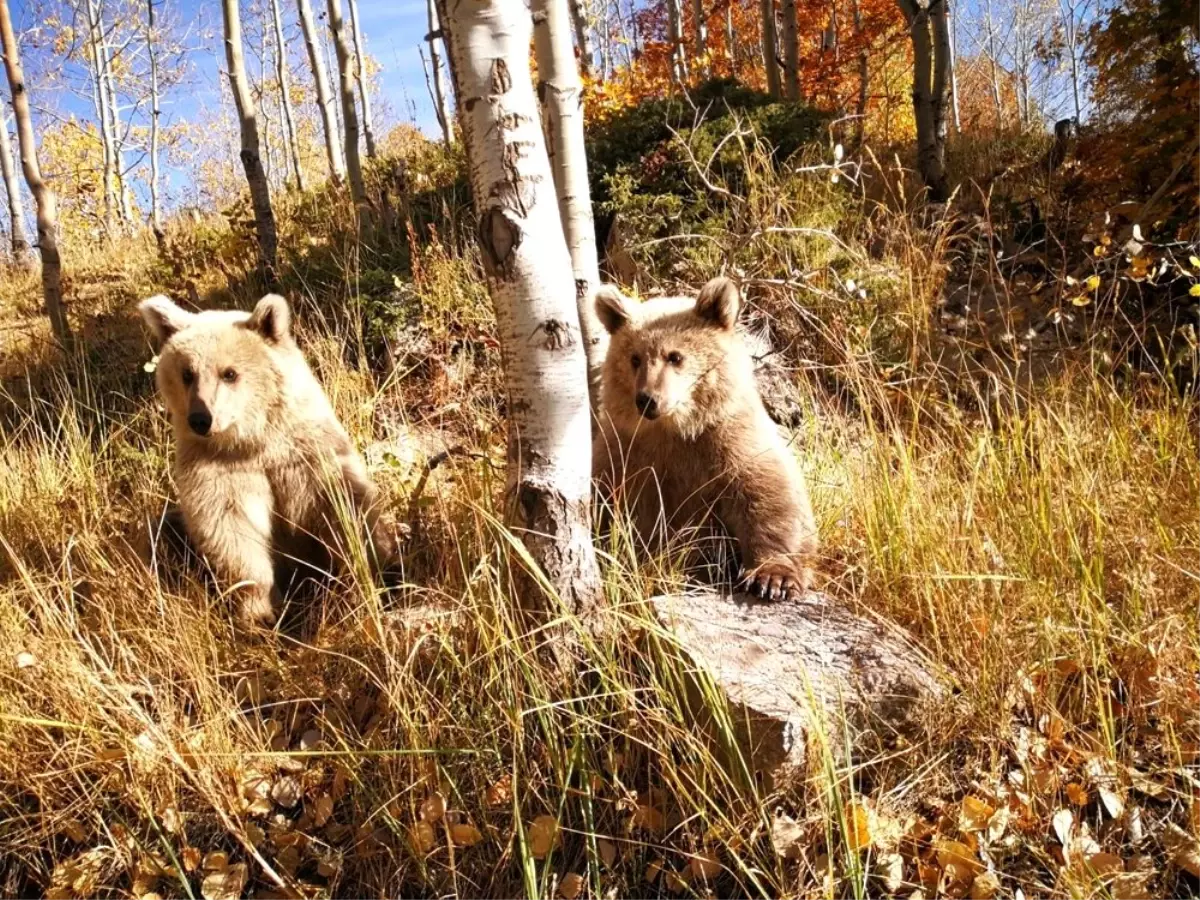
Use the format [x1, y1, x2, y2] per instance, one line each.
[0, 136, 1198, 900]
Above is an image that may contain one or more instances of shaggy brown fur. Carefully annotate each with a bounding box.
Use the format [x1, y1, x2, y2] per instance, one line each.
[593, 277, 817, 600]
[139, 293, 395, 627]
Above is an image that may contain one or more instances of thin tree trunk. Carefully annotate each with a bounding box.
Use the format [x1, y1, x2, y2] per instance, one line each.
[435, 0, 602, 619]
[567, 0, 594, 80]
[297, 0, 345, 183]
[270, 0, 305, 189]
[1061, 0, 1081, 123]
[146, 0, 164, 247]
[692, 0, 709, 77]
[985, 0, 1003, 126]
[946, 0, 960, 133]
[104, 44, 133, 225]
[726, 2, 736, 75]
[666, 0, 687, 84]
[898, 0, 947, 200]
[325, 0, 365, 205]
[222, 0, 278, 280]
[760, 0, 781, 97]
[532, 0, 605, 410]
[852, 0, 868, 142]
[424, 0, 454, 146]
[930, 0, 951, 155]
[0, 0, 70, 344]
[781, 0, 799, 100]
[0, 113, 31, 268]
[257, 13, 276, 189]
[346, 0, 376, 158]
[84, 0, 117, 235]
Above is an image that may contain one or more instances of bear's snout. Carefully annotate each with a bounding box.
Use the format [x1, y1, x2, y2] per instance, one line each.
[635, 392, 660, 419]
[187, 411, 213, 436]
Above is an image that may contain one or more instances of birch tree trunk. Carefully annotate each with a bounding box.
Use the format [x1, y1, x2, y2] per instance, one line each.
[726, 3, 736, 75]
[0, 113, 32, 268]
[424, 0, 454, 146]
[0, 0, 70, 344]
[146, 0, 164, 247]
[1060, 0, 1082, 123]
[434, 0, 602, 619]
[532, 0, 605, 409]
[326, 0, 366, 205]
[84, 0, 118, 236]
[852, 0, 868, 142]
[781, 0, 800, 100]
[930, 0, 950, 149]
[346, 0, 376, 158]
[760, 0, 781, 97]
[898, 0, 948, 201]
[985, 0, 1003, 126]
[692, 0, 709, 77]
[946, 0, 960, 133]
[222, 0, 278, 280]
[567, 0, 594, 80]
[297, 0, 345, 184]
[271, 0, 306, 189]
[666, 0, 688, 85]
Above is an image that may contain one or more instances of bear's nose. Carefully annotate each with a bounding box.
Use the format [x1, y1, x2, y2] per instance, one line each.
[187, 412, 213, 436]
[635, 392, 659, 419]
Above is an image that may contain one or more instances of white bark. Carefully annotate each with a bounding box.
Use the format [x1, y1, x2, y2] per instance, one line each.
[0, 112, 32, 268]
[146, 0, 164, 245]
[984, 0, 1003, 125]
[0, 0, 70, 344]
[326, 0, 366, 204]
[666, 0, 687, 84]
[424, 0, 453, 146]
[83, 0, 118, 234]
[222, 0, 279, 278]
[271, 0, 306, 189]
[296, 0, 345, 183]
[692, 0, 708, 76]
[898, 0, 949, 200]
[852, 0, 868, 142]
[567, 0, 595, 80]
[532, 0, 605, 409]
[346, 0, 376, 158]
[435, 0, 602, 618]
[1059, 0, 1083, 123]
[947, 0, 961, 132]
[726, 2, 736, 74]
[781, 0, 799, 100]
[760, 0, 781, 97]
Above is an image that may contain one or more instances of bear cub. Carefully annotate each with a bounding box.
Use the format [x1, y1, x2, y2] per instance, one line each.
[140, 293, 395, 627]
[592, 277, 817, 601]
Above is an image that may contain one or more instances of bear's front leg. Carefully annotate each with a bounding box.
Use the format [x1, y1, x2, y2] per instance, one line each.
[338, 452, 400, 573]
[179, 467, 279, 628]
[720, 462, 817, 603]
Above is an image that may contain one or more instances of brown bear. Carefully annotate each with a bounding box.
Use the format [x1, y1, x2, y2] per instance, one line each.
[139, 293, 396, 627]
[592, 277, 817, 601]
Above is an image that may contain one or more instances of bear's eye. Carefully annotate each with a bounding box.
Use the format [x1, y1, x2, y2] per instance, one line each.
[631, 354, 642, 370]
[221, 368, 238, 384]
[666, 351, 684, 366]
[180, 367, 195, 386]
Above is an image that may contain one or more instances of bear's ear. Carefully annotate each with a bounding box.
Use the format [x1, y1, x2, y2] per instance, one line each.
[594, 285, 633, 334]
[247, 294, 291, 344]
[695, 277, 740, 331]
[139, 294, 195, 345]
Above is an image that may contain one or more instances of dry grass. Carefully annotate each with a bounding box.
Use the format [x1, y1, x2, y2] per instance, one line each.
[0, 157, 1197, 900]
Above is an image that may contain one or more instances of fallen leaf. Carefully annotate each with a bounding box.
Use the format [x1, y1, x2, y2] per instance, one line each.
[772, 812, 805, 860]
[645, 859, 663, 884]
[182, 848, 201, 872]
[299, 729, 324, 751]
[1111, 872, 1152, 899]
[961, 796, 994, 832]
[631, 804, 665, 834]
[485, 774, 512, 807]
[61, 819, 87, 842]
[451, 823, 484, 847]
[1052, 808, 1074, 848]
[935, 838, 983, 877]
[312, 794, 334, 828]
[202, 852, 229, 873]
[420, 792, 446, 824]
[690, 848, 721, 880]
[597, 838, 617, 868]
[558, 872, 583, 899]
[845, 799, 872, 852]
[986, 806, 1010, 844]
[529, 815, 560, 859]
[1162, 823, 1200, 877]
[15, 651, 36, 669]
[663, 868, 690, 893]
[1085, 275, 1101, 291]
[1066, 783, 1089, 806]
[410, 820, 436, 853]
[270, 777, 302, 809]
[201, 863, 247, 900]
[1085, 852, 1124, 877]
[876, 851, 904, 893]
[275, 845, 300, 876]
[969, 871, 1000, 899]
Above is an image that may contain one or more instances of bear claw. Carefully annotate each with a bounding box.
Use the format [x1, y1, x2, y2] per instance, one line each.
[739, 570, 799, 603]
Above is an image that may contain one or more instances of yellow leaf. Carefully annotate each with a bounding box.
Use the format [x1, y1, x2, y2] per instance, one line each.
[485, 774, 512, 807]
[529, 815, 560, 859]
[450, 823, 483, 847]
[1066, 783, 1089, 806]
[961, 796, 994, 832]
[1085, 852, 1125, 877]
[420, 792, 446, 824]
[200, 863, 247, 900]
[845, 799, 872, 852]
[969, 870, 1000, 899]
[1189, 255, 1200, 270]
[558, 872, 584, 899]
[1085, 275, 1101, 291]
[410, 820, 436, 853]
[645, 859, 663, 884]
[1070, 295, 1092, 306]
[182, 848, 201, 873]
[1189, 284, 1200, 297]
[201, 852, 229, 873]
[935, 837, 983, 876]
